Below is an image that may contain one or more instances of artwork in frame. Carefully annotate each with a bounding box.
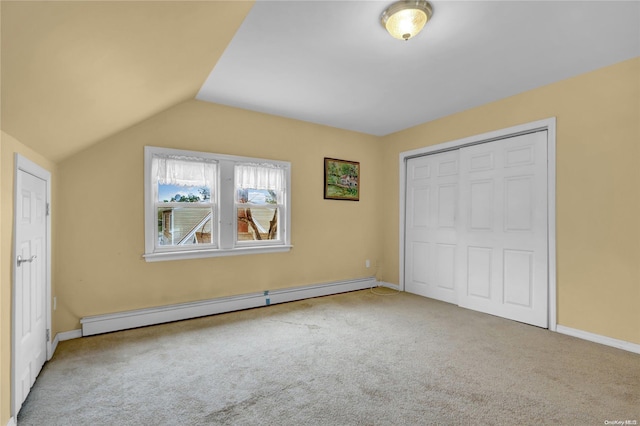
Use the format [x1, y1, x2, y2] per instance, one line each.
[324, 157, 360, 201]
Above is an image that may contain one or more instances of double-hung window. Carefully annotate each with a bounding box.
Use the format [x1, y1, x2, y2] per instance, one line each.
[235, 163, 285, 245]
[144, 146, 291, 262]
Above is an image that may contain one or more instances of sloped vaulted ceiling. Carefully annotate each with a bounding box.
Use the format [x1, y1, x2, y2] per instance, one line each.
[1, 1, 254, 162]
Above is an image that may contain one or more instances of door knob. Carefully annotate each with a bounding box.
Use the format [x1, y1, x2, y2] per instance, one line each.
[17, 255, 37, 267]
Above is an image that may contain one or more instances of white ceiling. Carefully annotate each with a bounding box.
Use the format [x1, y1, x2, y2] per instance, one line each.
[197, 1, 640, 136]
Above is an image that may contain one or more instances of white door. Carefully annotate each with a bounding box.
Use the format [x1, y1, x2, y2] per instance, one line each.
[457, 131, 548, 327]
[404, 130, 549, 328]
[14, 169, 48, 414]
[405, 150, 459, 304]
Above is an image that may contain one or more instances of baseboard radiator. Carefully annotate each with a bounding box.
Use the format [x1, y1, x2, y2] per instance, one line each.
[81, 277, 377, 336]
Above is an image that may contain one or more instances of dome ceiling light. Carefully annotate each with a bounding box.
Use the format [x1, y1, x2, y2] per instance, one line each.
[380, 0, 433, 41]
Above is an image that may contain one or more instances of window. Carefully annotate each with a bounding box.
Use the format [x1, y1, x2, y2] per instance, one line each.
[152, 153, 216, 250]
[144, 147, 291, 262]
[235, 163, 285, 245]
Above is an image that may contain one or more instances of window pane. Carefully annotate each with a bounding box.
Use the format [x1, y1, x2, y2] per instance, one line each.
[236, 188, 280, 205]
[158, 184, 212, 203]
[237, 206, 279, 241]
[157, 206, 213, 246]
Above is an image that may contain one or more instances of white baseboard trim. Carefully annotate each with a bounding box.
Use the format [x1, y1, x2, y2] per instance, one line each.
[6, 417, 16, 426]
[80, 277, 376, 336]
[377, 281, 400, 291]
[58, 329, 83, 341]
[51, 334, 58, 358]
[51, 329, 82, 355]
[556, 325, 640, 355]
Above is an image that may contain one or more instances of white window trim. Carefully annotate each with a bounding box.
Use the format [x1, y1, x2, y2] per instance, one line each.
[144, 146, 292, 262]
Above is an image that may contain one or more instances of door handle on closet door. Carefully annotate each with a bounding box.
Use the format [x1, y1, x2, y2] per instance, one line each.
[17, 255, 37, 267]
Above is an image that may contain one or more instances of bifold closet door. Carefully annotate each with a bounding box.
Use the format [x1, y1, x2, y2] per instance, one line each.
[457, 131, 548, 328]
[404, 131, 549, 328]
[404, 150, 459, 304]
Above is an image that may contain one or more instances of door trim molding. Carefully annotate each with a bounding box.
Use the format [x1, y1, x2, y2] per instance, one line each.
[399, 117, 557, 330]
[11, 154, 52, 417]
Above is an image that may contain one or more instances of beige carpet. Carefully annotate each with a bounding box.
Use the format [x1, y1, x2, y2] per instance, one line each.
[18, 289, 640, 425]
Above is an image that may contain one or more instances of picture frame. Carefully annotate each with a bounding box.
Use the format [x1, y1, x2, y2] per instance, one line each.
[324, 157, 360, 201]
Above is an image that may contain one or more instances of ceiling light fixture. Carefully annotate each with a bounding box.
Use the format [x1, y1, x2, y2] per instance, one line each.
[380, 0, 433, 41]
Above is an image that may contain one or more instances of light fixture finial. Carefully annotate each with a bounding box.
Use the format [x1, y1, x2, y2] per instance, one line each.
[380, 0, 433, 41]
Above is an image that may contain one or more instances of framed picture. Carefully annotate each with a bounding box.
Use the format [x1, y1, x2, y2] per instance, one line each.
[324, 157, 360, 201]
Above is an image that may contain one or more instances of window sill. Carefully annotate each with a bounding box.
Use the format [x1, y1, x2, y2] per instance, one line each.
[143, 245, 293, 262]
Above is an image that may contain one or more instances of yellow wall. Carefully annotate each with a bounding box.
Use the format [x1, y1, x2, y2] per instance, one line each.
[379, 57, 640, 344]
[0, 131, 57, 425]
[52, 57, 640, 344]
[54, 100, 383, 333]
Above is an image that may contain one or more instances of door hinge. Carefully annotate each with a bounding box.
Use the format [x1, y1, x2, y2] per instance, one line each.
[46, 203, 50, 216]
[46, 329, 50, 342]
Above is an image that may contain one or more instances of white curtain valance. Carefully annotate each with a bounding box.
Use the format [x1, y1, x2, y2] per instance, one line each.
[153, 155, 217, 188]
[235, 163, 285, 190]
